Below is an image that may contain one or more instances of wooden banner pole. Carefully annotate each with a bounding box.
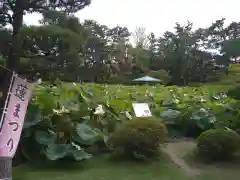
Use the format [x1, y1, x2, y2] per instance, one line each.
[0, 157, 12, 180]
[0, 71, 15, 180]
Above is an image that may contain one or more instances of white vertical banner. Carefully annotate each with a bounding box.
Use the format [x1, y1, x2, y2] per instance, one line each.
[0, 73, 33, 157]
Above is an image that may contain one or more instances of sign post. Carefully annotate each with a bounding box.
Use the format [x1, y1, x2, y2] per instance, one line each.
[0, 72, 32, 179]
[132, 103, 152, 118]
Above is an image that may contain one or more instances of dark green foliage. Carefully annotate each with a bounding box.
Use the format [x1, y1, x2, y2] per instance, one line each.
[147, 70, 170, 85]
[196, 129, 240, 161]
[159, 88, 219, 138]
[21, 83, 104, 161]
[21, 81, 134, 162]
[2, 8, 239, 84]
[228, 86, 240, 100]
[215, 99, 240, 134]
[217, 118, 240, 135]
[108, 118, 168, 160]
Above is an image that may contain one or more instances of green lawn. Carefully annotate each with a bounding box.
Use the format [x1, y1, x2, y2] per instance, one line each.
[13, 153, 240, 180]
[13, 154, 194, 180]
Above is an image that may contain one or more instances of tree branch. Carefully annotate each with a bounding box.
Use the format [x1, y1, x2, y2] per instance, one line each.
[6, 0, 14, 11]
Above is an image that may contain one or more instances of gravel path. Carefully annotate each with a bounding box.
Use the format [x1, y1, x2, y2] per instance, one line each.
[162, 139, 203, 177]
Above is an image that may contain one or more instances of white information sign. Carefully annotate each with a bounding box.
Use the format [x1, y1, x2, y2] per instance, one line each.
[132, 103, 152, 117]
[94, 104, 105, 115]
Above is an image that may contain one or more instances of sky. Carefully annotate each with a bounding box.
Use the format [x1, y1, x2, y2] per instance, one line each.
[24, 0, 240, 37]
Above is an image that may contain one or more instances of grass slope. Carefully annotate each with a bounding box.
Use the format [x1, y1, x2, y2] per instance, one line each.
[14, 155, 189, 180]
[13, 154, 240, 180]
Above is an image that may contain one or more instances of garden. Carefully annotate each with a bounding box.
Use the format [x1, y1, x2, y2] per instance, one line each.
[13, 71, 240, 180]
[2, 0, 240, 179]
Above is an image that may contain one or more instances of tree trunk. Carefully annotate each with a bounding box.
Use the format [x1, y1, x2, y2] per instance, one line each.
[7, 0, 24, 71]
[0, 0, 24, 179]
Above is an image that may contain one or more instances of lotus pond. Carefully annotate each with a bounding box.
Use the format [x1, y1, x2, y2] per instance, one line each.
[11, 76, 240, 180]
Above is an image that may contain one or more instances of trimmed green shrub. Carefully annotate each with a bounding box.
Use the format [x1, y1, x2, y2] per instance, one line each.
[196, 129, 240, 161]
[108, 118, 168, 160]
